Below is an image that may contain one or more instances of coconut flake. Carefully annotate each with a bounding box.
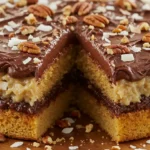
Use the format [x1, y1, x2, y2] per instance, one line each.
[12, 46, 18, 51]
[0, 81, 8, 90]
[93, 6, 106, 13]
[130, 145, 137, 149]
[103, 43, 111, 47]
[0, 0, 7, 4]
[23, 57, 32, 65]
[32, 37, 41, 43]
[8, 21, 19, 29]
[37, 24, 52, 32]
[62, 127, 74, 134]
[10, 142, 24, 148]
[132, 13, 143, 20]
[49, 1, 61, 11]
[46, 16, 52, 22]
[115, 16, 126, 20]
[4, 25, 13, 32]
[28, 34, 33, 40]
[106, 6, 115, 11]
[142, 4, 150, 10]
[33, 58, 41, 64]
[63, 118, 75, 124]
[6, 2, 15, 8]
[121, 54, 135, 62]
[0, 32, 4, 36]
[120, 9, 131, 15]
[143, 47, 150, 51]
[38, 0, 49, 5]
[131, 45, 141, 52]
[69, 146, 79, 150]
[141, 0, 150, 5]
[118, 31, 129, 36]
[8, 38, 26, 47]
[129, 24, 141, 34]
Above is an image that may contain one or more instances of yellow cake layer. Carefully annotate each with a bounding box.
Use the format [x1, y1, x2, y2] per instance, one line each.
[76, 49, 150, 105]
[76, 87, 150, 142]
[0, 86, 74, 140]
[0, 46, 76, 106]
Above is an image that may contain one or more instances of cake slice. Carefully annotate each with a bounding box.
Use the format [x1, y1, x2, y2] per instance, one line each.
[0, 1, 76, 140]
[75, 0, 150, 142]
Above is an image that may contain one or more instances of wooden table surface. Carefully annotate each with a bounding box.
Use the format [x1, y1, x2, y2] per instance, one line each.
[0, 113, 150, 150]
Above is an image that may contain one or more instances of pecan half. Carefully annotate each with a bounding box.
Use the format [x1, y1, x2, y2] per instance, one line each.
[72, 2, 93, 16]
[83, 14, 109, 28]
[115, 0, 137, 11]
[28, 4, 53, 18]
[142, 33, 150, 42]
[106, 44, 130, 55]
[20, 26, 35, 35]
[18, 42, 41, 54]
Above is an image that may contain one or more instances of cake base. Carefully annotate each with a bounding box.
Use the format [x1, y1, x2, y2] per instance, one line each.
[0, 86, 73, 140]
[77, 87, 150, 142]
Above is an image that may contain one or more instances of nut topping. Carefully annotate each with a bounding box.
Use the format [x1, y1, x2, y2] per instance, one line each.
[25, 13, 37, 25]
[112, 25, 127, 33]
[56, 119, 71, 128]
[83, 14, 109, 28]
[16, 0, 27, 7]
[62, 16, 78, 25]
[115, 0, 137, 11]
[28, 4, 53, 18]
[72, 2, 93, 16]
[142, 33, 150, 42]
[18, 42, 41, 54]
[138, 22, 150, 31]
[63, 5, 72, 16]
[121, 36, 129, 44]
[106, 44, 130, 55]
[20, 26, 35, 35]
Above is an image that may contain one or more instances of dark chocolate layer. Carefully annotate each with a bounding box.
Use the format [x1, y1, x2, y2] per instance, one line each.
[76, 69, 150, 116]
[0, 72, 71, 115]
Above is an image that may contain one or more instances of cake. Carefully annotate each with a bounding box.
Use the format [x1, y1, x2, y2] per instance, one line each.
[0, 0, 150, 143]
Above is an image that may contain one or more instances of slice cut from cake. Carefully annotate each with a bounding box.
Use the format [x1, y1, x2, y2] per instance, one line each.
[0, 1, 76, 140]
[75, 0, 150, 142]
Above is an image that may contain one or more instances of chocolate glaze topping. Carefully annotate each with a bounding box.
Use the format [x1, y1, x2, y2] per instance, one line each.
[0, 0, 150, 82]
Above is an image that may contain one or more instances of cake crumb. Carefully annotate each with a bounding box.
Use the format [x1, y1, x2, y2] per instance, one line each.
[45, 145, 52, 150]
[76, 124, 84, 129]
[85, 124, 93, 133]
[33, 142, 40, 147]
[89, 139, 95, 144]
[111, 145, 121, 150]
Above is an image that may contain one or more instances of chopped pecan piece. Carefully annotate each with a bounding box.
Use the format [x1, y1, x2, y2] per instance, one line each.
[20, 26, 35, 35]
[142, 33, 150, 42]
[16, 0, 27, 7]
[106, 44, 130, 55]
[0, 5, 6, 16]
[121, 36, 129, 44]
[62, 16, 78, 25]
[25, 13, 37, 25]
[72, 2, 93, 16]
[120, 18, 129, 25]
[9, 32, 15, 38]
[112, 25, 127, 33]
[56, 119, 70, 128]
[28, 4, 53, 18]
[138, 22, 150, 31]
[18, 42, 41, 54]
[63, 5, 72, 16]
[115, 0, 137, 11]
[83, 14, 109, 28]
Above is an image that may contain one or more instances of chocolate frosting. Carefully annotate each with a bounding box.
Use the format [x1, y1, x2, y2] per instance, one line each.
[0, 0, 150, 82]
